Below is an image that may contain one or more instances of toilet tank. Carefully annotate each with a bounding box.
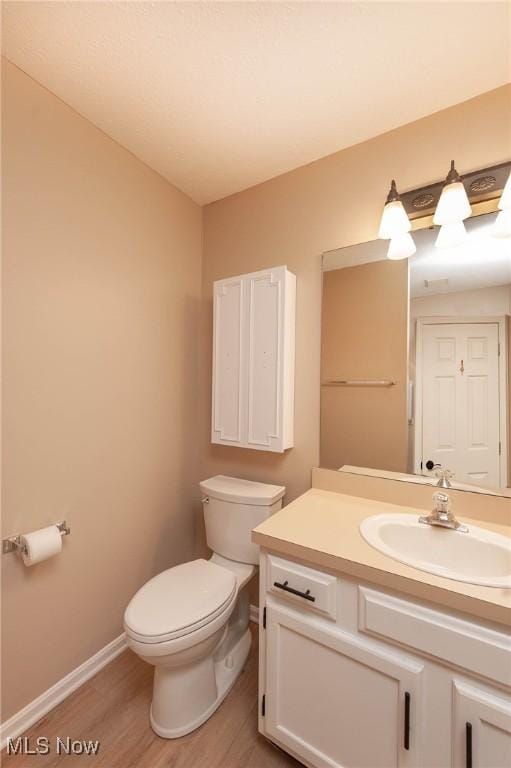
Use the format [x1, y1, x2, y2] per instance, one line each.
[199, 475, 285, 565]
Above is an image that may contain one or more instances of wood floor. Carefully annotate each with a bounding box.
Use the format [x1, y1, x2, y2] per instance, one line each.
[3, 624, 301, 768]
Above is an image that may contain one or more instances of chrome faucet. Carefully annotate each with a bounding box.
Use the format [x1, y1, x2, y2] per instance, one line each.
[433, 465, 453, 489]
[419, 491, 468, 533]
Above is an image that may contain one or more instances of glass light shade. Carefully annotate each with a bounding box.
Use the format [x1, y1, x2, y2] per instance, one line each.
[378, 200, 411, 240]
[492, 208, 511, 238]
[498, 172, 511, 210]
[433, 181, 472, 225]
[387, 232, 416, 260]
[435, 221, 468, 249]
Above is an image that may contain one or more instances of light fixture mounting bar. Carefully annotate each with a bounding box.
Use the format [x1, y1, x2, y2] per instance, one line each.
[399, 161, 511, 223]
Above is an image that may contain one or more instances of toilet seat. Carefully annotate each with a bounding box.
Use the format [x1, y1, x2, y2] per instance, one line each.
[124, 559, 237, 644]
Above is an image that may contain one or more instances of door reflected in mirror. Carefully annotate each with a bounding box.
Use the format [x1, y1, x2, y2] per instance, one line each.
[321, 211, 511, 496]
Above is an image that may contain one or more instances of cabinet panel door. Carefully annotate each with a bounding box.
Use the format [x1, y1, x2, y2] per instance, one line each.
[453, 680, 511, 768]
[212, 277, 245, 445]
[265, 604, 424, 768]
[246, 268, 284, 451]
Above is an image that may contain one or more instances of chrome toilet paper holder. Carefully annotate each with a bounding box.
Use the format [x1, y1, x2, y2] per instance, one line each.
[2, 520, 70, 555]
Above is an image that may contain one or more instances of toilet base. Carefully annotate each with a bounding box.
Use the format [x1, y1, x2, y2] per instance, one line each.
[150, 626, 252, 739]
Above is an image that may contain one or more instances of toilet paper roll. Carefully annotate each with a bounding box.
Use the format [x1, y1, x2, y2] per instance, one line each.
[20, 525, 62, 566]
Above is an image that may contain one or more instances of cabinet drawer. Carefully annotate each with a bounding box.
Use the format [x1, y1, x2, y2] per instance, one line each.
[359, 587, 511, 687]
[267, 555, 337, 619]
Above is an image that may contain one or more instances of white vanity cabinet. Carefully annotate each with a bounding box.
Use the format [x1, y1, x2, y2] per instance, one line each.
[452, 680, 511, 768]
[264, 603, 423, 768]
[211, 266, 296, 452]
[258, 552, 511, 768]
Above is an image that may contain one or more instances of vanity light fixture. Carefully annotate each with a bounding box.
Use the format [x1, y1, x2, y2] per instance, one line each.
[376, 161, 510, 253]
[387, 232, 416, 261]
[378, 180, 415, 260]
[434, 221, 468, 249]
[493, 171, 511, 238]
[378, 180, 412, 239]
[433, 160, 471, 248]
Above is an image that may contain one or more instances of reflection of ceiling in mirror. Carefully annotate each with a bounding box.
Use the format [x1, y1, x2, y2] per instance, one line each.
[322, 212, 511, 299]
[410, 213, 511, 298]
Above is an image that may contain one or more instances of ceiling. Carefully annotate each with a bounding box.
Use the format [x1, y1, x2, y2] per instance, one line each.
[2, 1, 510, 204]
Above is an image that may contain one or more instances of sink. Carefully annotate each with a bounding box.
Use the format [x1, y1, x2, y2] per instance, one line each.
[359, 513, 511, 588]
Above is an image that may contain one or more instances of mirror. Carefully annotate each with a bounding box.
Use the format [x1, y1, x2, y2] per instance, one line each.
[321, 211, 511, 496]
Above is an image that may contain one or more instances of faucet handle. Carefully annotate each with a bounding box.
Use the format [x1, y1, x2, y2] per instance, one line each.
[433, 491, 451, 514]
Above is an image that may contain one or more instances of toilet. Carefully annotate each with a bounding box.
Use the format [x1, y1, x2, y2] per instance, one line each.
[124, 475, 285, 738]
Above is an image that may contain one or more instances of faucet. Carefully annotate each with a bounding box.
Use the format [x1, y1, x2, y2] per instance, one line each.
[419, 491, 468, 533]
[433, 465, 453, 489]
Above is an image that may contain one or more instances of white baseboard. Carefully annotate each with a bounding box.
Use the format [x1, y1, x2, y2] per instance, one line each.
[1, 633, 127, 750]
[3, 606, 260, 748]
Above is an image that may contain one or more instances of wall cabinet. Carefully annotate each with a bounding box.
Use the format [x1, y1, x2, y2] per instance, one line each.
[258, 551, 511, 768]
[211, 266, 296, 452]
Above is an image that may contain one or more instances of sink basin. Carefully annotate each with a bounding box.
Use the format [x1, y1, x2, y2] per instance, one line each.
[359, 514, 511, 588]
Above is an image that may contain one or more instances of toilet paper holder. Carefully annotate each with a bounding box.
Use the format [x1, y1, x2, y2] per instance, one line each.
[2, 520, 70, 555]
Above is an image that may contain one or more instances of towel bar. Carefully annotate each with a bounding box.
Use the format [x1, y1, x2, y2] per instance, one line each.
[321, 379, 397, 387]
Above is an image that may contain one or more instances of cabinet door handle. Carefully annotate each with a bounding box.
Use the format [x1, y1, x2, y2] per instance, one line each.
[466, 723, 472, 768]
[404, 692, 411, 750]
[273, 580, 316, 602]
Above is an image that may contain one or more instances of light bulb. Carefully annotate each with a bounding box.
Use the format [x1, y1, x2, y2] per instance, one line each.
[498, 172, 511, 210]
[378, 180, 411, 239]
[435, 221, 468, 249]
[387, 232, 416, 260]
[433, 161, 471, 225]
[492, 208, 511, 238]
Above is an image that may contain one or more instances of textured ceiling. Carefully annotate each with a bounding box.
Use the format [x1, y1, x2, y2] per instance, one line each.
[2, 1, 510, 204]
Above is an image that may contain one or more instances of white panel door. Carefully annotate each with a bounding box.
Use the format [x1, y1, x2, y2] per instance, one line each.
[421, 323, 501, 487]
[452, 680, 511, 768]
[211, 277, 244, 445]
[264, 604, 424, 768]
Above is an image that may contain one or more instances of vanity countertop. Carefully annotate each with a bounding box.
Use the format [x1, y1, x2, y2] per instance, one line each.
[252, 487, 511, 627]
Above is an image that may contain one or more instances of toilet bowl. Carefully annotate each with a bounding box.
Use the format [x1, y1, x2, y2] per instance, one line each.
[124, 475, 285, 738]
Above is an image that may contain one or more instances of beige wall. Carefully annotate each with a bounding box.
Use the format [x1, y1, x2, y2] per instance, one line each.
[1, 60, 203, 719]
[321, 260, 408, 471]
[200, 84, 511, 509]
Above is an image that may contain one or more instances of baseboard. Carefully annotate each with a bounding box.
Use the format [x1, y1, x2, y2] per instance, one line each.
[3, 606, 260, 748]
[1, 633, 127, 750]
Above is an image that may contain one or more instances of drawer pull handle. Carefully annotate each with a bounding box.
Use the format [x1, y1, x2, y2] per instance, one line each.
[466, 723, 472, 768]
[404, 691, 411, 750]
[273, 580, 316, 602]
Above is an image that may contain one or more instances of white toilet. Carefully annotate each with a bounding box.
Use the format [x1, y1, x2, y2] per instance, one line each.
[124, 475, 285, 738]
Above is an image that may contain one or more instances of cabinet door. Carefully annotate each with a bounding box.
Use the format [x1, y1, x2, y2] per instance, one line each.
[212, 276, 245, 446]
[212, 266, 295, 452]
[453, 680, 511, 768]
[264, 604, 424, 768]
[246, 266, 288, 452]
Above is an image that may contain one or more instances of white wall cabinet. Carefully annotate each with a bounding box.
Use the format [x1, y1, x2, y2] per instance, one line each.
[212, 266, 296, 452]
[258, 551, 511, 768]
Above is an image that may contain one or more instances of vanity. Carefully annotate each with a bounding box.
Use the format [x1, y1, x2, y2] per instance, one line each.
[252, 473, 511, 768]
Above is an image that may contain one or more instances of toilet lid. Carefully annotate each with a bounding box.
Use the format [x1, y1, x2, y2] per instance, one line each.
[124, 559, 237, 642]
